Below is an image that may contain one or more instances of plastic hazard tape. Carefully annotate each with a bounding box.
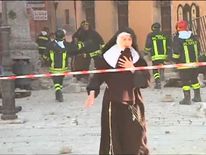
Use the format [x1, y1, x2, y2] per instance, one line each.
[0, 62, 206, 80]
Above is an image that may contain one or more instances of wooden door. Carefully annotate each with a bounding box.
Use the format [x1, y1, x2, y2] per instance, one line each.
[82, 1, 95, 29]
[117, 1, 128, 30]
[160, 1, 172, 37]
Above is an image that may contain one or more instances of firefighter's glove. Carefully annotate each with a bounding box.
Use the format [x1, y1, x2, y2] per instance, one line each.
[77, 41, 85, 50]
[88, 50, 102, 58]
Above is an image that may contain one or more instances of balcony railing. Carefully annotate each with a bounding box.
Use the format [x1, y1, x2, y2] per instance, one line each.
[191, 16, 206, 54]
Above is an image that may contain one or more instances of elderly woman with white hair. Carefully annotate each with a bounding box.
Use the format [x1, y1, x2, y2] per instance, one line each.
[85, 27, 150, 155]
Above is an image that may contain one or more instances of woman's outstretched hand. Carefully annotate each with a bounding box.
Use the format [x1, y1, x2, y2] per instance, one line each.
[84, 90, 95, 108]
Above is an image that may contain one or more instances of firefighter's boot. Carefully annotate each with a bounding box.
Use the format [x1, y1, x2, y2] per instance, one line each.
[179, 91, 191, 105]
[192, 89, 202, 102]
[55, 90, 64, 102]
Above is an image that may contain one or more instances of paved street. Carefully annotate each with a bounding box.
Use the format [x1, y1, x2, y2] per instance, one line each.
[0, 84, 206, 154]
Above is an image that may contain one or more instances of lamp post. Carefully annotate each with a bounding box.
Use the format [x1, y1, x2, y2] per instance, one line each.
[0, 1, 21, 120]
[53, 1, 59, 30]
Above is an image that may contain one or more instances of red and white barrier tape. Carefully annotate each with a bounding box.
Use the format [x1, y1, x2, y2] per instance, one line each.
[0, 62, 206, 80]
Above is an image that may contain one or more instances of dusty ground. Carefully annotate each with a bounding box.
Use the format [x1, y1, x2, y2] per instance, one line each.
[0, 81, 206, 154]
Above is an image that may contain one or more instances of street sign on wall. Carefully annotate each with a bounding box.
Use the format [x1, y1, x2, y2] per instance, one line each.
[33, 10, 47, 21]
[26, 1, 45, 8]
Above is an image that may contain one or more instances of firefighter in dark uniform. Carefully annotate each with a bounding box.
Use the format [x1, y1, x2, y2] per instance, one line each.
[172, 20, 202, 105]
[45, 29, 91, 102]
[144, 22, 170, 89]
[71, 20, 104, 83]
[36, 27, 50, 67]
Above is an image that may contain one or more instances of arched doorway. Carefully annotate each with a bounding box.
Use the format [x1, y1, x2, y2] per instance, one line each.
[183, 4, 191, 23]
[177, 4, 184, 21]
[177, 3, 200, 30]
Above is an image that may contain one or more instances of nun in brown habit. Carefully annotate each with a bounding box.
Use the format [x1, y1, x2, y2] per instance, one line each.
[85, 27, 150, 155]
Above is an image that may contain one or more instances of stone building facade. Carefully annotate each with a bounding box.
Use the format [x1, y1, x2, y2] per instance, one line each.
[1, 0, 206, 61]
[3, 0, 206, 51]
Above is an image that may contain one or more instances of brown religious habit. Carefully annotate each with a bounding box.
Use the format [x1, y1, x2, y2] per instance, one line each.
[87, 45, 150, 155]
